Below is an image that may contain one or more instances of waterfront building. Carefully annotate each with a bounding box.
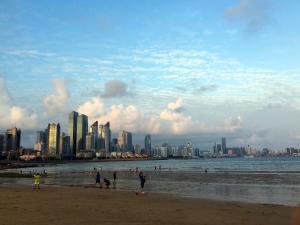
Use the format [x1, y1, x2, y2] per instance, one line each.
[34, 131, 46, 152]
[68, 111, 78, 158]
[90, 121, 98, 150]
[118, 130, 133, 152]
[4, 127, 21, 158]
[85, 132, 94, 150]
[0, 134, 4, 157]
[222, 137, 227, 154]
[144, 134, 151, 156]
[76, 114, 88, 151]
[47, 123, 60, 157]
[99, 122, 111, 154]
[60, 132, 71, 157]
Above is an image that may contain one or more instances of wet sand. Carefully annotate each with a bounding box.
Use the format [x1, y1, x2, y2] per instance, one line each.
[0, 186, 298, 225]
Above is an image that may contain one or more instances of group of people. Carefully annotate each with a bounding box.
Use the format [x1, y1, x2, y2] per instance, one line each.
[33, 168, 147, 194]
[95, 171, 117, 189]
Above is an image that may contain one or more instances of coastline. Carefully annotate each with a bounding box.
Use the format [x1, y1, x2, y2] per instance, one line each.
[0, 186, 298, 225]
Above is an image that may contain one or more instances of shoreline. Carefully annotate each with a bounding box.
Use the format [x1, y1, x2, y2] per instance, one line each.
[0, 186, 298, 225]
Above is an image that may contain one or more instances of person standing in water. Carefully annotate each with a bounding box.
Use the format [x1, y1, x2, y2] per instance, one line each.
[138, 171, 146, 193]
[95, 171, 101, 188]
[33, 173, 41, 189]
[113, 171, 117, 189]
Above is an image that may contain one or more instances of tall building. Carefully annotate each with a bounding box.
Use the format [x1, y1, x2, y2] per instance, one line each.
[118, 130, 133, 152]
[60, 133, 71, 157]
[99, 122, 111, 153]
[0, 134, 4, 157]
[76, 114, 88, 151]
[144, 134, 151, 156]
[90, 121, 98, 150]
[68, 111, 78, 158]
[85, 132, 94, 150]
[34, 131, 46, 152]
[47, 123, 60, 156]
[5, 127, 21, 157]
[222, 137, 227, 154]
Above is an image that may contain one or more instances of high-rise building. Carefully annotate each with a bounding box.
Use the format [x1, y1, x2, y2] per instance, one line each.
[5, 127, 21, 157]
[221, 137, 227, 154]
[118, 130, 133, 152]
[85, 132, 94, 150]
[134, 144, 141, 154]
[34, 131, 46, 152]
[76, 114, 88, 151]
[99, 122, 111, 153]
[0, 134, 4, 157]
[47, 123, 60, 156]
[90, 121, 98, 150]
[144, 134, 151, 156]
[60, 133, 70, 157]
[68, 111, 78, 158]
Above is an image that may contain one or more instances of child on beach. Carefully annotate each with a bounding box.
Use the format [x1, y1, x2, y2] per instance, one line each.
[33, 173, 41, 189]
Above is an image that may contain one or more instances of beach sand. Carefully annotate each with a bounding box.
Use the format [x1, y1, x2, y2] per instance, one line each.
[0, 186, 298, 225]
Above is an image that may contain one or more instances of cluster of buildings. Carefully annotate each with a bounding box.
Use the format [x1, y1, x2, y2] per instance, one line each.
[31, 111, 152, 159]
[0, 117, 299, 160]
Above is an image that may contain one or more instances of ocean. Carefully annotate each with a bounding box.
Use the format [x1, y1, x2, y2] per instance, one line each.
[1, 157, 300, 206]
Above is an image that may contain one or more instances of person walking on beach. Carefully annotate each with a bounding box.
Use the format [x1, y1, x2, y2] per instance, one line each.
[33, 173, 41, 189]
[95, 171, 101, 188]
[113, 171, 117, 189]
[138, 171, 146, 193]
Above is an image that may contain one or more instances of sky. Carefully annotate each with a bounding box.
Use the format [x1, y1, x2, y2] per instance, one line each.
[0, 0, 300, 150]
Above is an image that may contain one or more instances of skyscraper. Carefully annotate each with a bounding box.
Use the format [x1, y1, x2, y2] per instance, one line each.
[90, 121, 98, 150]
[68, 111, 78, 158]
[34, 131, 46, 152]
[47, 123, 60, 156]
[76, 114, 88, 151]
[5, 127, 21, 158]
[60, 132, 71, 158]
[0, 134, 4, 157]
[118, 130, 133, 152]
[144, 134, 151, 156]
[222, 137, 227, 154]
[85, 132, 94, 150]
[99, 122, 111, 153]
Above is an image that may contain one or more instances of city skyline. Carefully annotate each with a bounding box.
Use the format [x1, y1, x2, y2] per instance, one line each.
[1, 0, 300, 149]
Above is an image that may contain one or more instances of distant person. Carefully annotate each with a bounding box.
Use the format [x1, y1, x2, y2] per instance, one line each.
[159, 165, 161, 170]
[113, 171, 117, 189]
[135, 167, 139, 174]
[205, 169, 208, 174]
[104, 178, 111, 189]
[33, 173, 41, 189]
[95, 172, 101, 188]
[138, 171, 146, 193]
[154, 166, 157, 171]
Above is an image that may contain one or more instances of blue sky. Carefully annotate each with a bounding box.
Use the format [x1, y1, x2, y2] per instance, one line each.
[1, 0, 300, 149]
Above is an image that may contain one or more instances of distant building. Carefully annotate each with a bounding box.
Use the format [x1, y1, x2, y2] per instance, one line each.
[90, 121, 98, 150]
[76, 114, 88, 151]
[118, 130, 133, 152]
[217, 144, 222, 153]
[34, 131, 46, 152]
[47, 123, 60, 157]
[99, 122, 111, 154]
[4, 127, 21, 158]
[144, 134, 151, 156]
[68, 111, 78, 158]
[60, 132, 71, 157]
[0, 134, 4, 157]
[85, 132, 94, 150]
[222, 137, 227, 154]
[134, 144, 141, 154]
[111, 138, 118, 152]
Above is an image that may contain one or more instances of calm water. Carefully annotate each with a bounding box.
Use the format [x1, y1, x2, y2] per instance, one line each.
[1, 157, 300, 206]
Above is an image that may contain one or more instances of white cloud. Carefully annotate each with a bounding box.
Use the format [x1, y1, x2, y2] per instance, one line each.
[43, 78, 69, 116]
[0, 78, 38, 130]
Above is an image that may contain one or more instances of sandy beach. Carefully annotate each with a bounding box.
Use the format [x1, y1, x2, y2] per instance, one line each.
[0, 186, 298, 225]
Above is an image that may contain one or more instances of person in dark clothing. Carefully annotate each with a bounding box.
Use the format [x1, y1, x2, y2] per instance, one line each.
[138, 171, 146, 192]
[95, 172, 101, 188]
[104, 178, 111, 189]
[113, 171, 117, 189]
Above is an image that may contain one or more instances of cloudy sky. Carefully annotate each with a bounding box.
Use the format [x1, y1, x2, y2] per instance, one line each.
[1, 0, 300, 150]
